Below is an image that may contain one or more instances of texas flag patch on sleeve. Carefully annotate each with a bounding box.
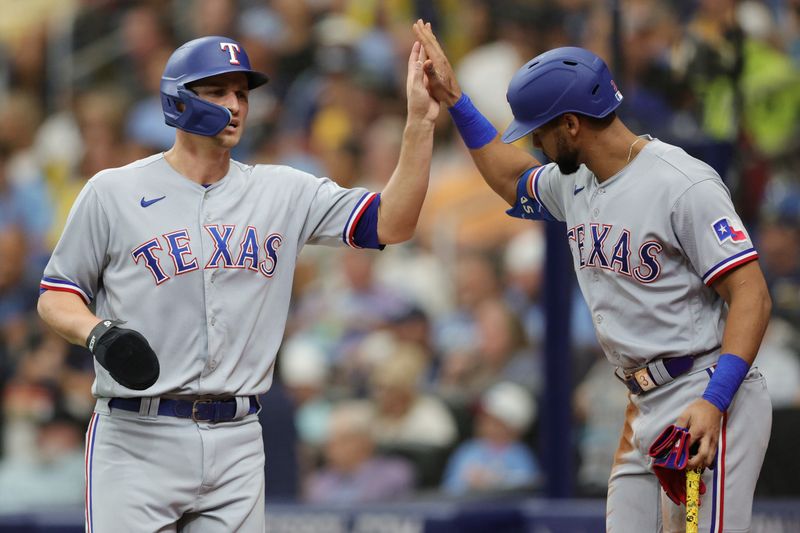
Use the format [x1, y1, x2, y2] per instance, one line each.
[712, 217, 749, 244]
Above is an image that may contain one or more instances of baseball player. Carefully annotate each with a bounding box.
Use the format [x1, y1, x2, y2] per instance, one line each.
[37, 35, 439, 532]
[413, 21, 772, 532]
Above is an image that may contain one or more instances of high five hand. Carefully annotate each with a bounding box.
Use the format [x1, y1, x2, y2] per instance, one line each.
[407, 38, 440, 123]
[412, 20, 462, 107]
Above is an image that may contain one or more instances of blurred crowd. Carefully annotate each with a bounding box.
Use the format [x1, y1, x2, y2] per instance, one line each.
[0, 0, 799, 512]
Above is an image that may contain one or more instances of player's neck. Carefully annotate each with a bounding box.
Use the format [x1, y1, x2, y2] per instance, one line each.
[582, 121, 646, 182]
[164, 136, 231, 185]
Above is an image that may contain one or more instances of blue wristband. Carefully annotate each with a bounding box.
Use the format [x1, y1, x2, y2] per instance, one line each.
[448, 93, 498, 149]
[702, 353, 749, 412]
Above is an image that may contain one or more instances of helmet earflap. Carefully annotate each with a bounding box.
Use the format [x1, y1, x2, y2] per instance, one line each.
[162, 88, 232, 137]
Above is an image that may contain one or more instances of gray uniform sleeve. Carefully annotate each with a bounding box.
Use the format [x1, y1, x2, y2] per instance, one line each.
[40, 182, 110, 304]
[671, 179, 758, 287]
[298, 175, 378, 248]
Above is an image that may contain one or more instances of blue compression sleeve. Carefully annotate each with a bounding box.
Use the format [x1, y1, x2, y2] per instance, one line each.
[702, 353, 749, 412]
[448, 93, 497, 149]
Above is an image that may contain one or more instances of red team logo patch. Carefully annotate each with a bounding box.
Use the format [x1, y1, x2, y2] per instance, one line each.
[712, 217, 748, 244]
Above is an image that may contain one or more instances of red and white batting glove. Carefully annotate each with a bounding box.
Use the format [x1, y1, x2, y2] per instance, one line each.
[648, 424, 707, 505]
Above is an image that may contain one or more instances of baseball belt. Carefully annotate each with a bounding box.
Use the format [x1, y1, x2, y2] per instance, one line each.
[615, 346, 720, 395]
[109, 396, 259, 422]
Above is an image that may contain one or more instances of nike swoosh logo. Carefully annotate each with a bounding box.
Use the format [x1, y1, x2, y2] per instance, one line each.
[140, 196, 166, 208]
[573, 186, 585, 195]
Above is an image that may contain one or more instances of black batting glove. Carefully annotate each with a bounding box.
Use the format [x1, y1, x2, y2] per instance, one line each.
[86, 319, 160, 390]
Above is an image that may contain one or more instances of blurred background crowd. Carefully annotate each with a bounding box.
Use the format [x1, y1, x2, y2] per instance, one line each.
[0, 0, 798, 513]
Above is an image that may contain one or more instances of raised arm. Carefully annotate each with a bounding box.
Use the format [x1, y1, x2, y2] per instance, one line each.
[412, 20, 540, 206]
[376, 40, 439, 244]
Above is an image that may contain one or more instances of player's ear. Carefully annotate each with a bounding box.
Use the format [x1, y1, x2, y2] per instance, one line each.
[562, 113, 580, 135]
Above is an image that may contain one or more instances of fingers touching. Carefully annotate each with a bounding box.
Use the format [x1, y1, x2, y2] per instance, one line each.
[411, 19, 462, 106]
[409, 40, 421, 69]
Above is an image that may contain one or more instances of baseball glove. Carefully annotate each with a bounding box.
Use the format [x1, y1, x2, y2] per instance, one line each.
[86, 319, 160, 390]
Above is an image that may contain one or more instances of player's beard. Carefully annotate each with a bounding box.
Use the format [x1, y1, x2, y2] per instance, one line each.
[553, 134, 580, 174]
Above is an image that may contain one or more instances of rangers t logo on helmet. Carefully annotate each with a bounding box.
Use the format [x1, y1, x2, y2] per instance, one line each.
[219, 42, 241, 65]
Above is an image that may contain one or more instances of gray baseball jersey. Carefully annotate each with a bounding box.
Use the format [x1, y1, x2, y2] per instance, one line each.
[508, 138, 757, 369]
[507, 138, 771, 532]
[43, 153, 385, 532]
[41, 153, 381, 398]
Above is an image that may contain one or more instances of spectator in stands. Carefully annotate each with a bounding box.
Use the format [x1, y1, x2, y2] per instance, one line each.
[125, 47, 177, 157]
[502, 227, 546, 345]
[305, 400, 413, 503]
[292, 248, 410, 378]
[758, 186, 800, 328]
[754, 317, 800, 408]
[751, 183, 800, 407]
[441, 381, 540, 495]
[369, 343, 457, 451]
[472, 297, 540, 392]
[437, 295, 539, 407]
[0, 411, 85, 512]
[118, 3, 174, 102]
[280, 336, 334, 465]
[0, 226, 36, 356]
[456, 2, 560, 130]
[385, 305, 442, 390]
[434, 252, 502, 375]
[46, 88, 130, 248]
[189, 0, 238, 42]
[0, 97, 52, 262]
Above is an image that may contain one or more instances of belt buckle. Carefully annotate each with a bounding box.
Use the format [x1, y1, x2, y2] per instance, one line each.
[191, 399, 214, 422]
[615, 367, 649, 395]
[624, 371, 644, 394]
[632, 367, 657, 393]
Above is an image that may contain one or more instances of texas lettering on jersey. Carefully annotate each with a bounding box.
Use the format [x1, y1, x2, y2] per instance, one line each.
[131, 224, 284, 285]
[567, 222, 662, 283]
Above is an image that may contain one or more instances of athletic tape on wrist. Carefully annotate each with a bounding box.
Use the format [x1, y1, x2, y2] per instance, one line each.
[448, 93, 498, 149]
[86, 319, 123, 353]
[702, 353, 749, 412]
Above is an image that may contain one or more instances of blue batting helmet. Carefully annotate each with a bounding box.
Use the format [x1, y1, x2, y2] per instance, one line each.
[501, 47, 623, 143]
[160, 36, 269, 137]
